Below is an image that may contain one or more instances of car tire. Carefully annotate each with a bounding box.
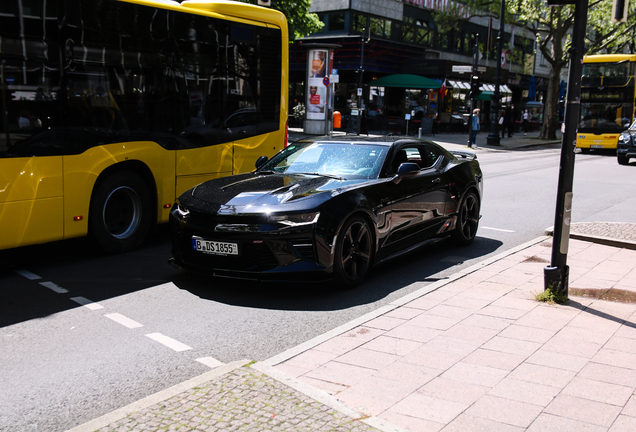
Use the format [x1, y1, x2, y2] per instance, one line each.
[89, 171, 152, 253]
[452, 191, 480, 246]
[618, 155, 629, 165]
[334, 215, 374, 288]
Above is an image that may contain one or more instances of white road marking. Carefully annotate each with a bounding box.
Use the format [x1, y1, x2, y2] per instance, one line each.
[146, 333, 192, 352]
[16, 270, 41, 280]
[196, 357, 224, 368]
[39, 281, 68, 294]
[105, 313, 143, 329]
[71, 296, 104, 310]
[481, 226, 515, 233]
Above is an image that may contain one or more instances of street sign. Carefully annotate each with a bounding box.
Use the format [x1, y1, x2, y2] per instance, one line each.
[323, 76, 330, 86]
[612, 0, 629, 22]
[452, 65, 472, 73]
[501, 49, 507, 68]
[329, 74, 339, 83]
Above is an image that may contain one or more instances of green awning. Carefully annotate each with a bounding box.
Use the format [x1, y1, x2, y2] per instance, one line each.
[371, 74, 441, 90]
[474, 91, 494, 101]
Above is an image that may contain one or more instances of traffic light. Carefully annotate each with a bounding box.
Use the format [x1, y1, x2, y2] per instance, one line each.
[612, 0, 629, 22]
[468, 75, 482, 100]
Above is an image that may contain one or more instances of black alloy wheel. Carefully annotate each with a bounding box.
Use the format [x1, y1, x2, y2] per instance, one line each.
[334, 216, 374, 288]
[89, 171, 152, 253]
[453, 191, 480, 246]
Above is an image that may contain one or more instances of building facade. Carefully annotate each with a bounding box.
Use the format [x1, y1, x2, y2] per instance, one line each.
[290, 0, 552, 130]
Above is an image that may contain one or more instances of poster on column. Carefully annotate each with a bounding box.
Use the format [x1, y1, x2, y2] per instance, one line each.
[306, 49, 328, 120]
[307, 79, 326, 120]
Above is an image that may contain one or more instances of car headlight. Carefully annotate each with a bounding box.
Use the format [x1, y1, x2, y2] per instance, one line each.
[171, 199, 190, 221]
[619, 134, 628, 142]
[270, 212, 320, 226]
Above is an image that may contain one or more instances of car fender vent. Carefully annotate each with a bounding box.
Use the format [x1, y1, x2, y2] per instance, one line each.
[291, 239, 316, 261]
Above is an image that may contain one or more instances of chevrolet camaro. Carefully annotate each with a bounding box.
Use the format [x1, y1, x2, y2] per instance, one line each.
[169, 139, 483, 287]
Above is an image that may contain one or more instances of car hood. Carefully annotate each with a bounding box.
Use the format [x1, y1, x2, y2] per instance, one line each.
[185, 173, 369, 214]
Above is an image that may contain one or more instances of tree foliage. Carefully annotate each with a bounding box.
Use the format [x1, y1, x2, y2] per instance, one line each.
[235, 0, 323, 40]
[435, 0, 636, 140]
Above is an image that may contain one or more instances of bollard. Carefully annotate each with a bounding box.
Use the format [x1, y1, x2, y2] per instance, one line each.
[333, 111, 341, 129]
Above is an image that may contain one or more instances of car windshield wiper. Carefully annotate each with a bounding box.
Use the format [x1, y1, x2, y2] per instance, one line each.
[256, 170, 275, 175]
[295, 172, 344, 180]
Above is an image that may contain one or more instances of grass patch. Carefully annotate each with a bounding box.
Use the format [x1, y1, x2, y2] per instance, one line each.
[535, 287, 569, 304]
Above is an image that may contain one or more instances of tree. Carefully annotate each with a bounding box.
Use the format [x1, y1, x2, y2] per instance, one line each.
[236, 0, 323, 40]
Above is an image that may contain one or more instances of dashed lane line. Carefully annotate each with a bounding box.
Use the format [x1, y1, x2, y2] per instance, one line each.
[146, 333, 192, 352]
[39, 281, 68, 294]
[71, 296, 104, 310]
[105, 313, 144, 329]
[196, 357, 225, 368]
[16, 270, 41, 280]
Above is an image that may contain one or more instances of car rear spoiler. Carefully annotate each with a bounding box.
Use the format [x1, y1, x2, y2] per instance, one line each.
[449, 150, 477, 161]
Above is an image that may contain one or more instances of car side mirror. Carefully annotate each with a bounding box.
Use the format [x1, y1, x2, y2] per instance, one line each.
[255, 156, 268, 169]
[397, 162, 420, 175]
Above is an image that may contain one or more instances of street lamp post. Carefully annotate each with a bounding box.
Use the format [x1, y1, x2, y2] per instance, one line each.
[487, 0, 505, 146]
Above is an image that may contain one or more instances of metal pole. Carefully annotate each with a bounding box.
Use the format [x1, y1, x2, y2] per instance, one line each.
[487, 0, 505, 146]
[544, 0, 589, 296]
[467, 35, 479, 148]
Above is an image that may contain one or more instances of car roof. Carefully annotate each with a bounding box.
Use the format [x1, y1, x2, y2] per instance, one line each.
[295, 138, 438, 148]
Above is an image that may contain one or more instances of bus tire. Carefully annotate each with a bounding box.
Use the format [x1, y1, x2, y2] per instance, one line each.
[89, 171, 152, 253]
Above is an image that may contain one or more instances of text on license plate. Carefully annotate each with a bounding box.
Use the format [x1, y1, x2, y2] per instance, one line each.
[590, 145, 604, 148]
[192, 237, 239, 255]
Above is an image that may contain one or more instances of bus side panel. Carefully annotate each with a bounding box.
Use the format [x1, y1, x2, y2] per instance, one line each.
[233, 132, 283, 175]
[175, 143, 234, 196]
[62, 142, 177, 239]
[0, 157, 64, 249]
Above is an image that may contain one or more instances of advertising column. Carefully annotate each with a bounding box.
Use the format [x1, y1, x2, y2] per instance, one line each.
[304, 44, 339, 135]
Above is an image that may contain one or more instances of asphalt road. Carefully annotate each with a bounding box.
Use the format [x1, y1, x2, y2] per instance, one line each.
[1, 146, 635, 431]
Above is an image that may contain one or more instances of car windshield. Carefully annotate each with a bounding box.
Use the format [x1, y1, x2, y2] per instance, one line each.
[259, 142, 389, 179]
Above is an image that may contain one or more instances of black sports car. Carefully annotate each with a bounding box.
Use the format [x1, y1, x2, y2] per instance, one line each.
[169, 139, 483, 287]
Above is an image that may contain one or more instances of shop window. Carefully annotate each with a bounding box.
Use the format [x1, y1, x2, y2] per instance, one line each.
[402, 25, 414, 43]
[370, 17, 391, 39]
[328, 13, 345, 32]
[353, 13, 367, 33]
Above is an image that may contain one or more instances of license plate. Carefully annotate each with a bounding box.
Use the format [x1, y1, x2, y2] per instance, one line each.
[192, 237, 239, 255]
[590, 145, 604, 149]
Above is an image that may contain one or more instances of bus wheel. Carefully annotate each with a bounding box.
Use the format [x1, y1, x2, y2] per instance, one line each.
[89, 171, 152, 253]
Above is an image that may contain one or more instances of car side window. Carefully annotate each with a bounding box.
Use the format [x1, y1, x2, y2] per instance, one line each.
[422, 145, 443, 168]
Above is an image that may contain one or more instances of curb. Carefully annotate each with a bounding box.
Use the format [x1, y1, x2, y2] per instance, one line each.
[544, 226, 636, 250]
[65, 360, 250, 432]
[261, 235, 550, 369]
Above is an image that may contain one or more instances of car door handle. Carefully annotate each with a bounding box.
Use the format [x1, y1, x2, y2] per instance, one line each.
[432, 178, 441, 184]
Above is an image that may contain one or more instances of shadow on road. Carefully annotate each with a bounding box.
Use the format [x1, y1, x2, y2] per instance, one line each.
[0, 226, 502, 328]
[170, 236, 504, 312]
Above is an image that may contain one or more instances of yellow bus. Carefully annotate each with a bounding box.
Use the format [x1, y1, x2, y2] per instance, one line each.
[577, 54, 636, 152]
[0, 0, 288, 252]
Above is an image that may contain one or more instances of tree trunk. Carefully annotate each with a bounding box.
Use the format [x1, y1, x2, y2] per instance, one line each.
[539, 64, 562, 140]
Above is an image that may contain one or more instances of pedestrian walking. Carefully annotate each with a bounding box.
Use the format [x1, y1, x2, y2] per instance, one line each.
[502, 105, 513, 138]
[471, 108, 480, 147]
[523, 109, 530, 135]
